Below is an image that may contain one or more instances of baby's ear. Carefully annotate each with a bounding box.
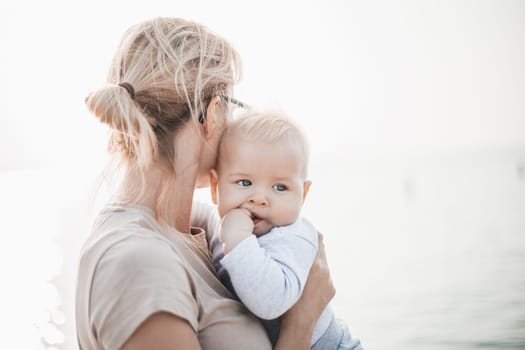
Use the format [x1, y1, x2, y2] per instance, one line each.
[210, 169, 219, 204]
[303, 180, 312, 202]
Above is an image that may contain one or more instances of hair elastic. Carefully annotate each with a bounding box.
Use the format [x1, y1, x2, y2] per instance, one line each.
[118, 82, 135, 99]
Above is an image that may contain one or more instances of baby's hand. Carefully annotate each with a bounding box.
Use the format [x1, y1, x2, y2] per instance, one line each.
[220, 208, 254, 254]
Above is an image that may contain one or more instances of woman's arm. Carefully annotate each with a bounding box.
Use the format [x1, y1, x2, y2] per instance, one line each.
[275, 233, 335, 350]
[87, 237, 202, 350]
[122, 312, 201, 350]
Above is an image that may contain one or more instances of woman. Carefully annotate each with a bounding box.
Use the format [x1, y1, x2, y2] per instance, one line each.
[76, 17, 335, 349]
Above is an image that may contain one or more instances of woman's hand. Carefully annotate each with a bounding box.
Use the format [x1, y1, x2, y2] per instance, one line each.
[275, 233, 335, 349]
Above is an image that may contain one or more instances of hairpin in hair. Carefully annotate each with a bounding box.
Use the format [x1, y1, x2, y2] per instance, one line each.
[118, 82, 135, 99]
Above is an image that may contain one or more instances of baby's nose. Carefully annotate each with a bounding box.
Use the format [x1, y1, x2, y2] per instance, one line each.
[249, 194, 268, 206]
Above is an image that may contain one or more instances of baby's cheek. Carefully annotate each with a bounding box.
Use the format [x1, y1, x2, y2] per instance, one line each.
[276, 205, 302, 225]
[217, 190, 237, 218]
[217, 205, 227, 218]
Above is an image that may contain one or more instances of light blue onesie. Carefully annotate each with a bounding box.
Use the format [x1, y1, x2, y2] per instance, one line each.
[205, 211, 362, 349]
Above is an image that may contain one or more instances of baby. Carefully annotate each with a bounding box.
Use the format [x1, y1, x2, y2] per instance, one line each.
[208, 111, 362, 349]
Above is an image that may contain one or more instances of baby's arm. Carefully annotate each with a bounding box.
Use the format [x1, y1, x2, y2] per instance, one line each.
[219, 209, 318, 320]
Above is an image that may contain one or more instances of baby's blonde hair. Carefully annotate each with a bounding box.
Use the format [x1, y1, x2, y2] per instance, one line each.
[219, 111, 310, 176]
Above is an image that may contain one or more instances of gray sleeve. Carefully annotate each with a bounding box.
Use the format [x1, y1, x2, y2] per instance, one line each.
[220, 217, 318, 320]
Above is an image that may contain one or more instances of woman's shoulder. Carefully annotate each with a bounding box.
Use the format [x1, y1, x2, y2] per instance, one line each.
[80, 225, 200, 350]
[99, 230, 182, 270]
[79, 202, 186, 279]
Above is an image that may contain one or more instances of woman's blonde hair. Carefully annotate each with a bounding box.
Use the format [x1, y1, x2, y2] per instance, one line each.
[86, 17, 241, 221]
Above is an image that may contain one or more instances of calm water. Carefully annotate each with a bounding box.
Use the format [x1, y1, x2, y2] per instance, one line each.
[2, 148, 524, 349]
[304, 149, 525, 350]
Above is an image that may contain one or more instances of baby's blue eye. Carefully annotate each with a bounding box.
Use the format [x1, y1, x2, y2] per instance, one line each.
[273, 184, 287, 191]
[237, 179, 252, 187]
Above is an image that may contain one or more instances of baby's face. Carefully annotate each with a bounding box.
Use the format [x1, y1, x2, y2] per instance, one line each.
[211, 134, 310, 236]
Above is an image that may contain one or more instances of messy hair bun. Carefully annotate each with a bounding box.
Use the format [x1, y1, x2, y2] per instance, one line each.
[86, 17, 241, 168]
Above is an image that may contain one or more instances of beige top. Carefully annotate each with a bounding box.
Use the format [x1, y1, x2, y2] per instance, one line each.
[75, 202, 271, 350]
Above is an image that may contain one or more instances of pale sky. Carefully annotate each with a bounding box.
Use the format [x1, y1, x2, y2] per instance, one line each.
[2, 0, 524, 170]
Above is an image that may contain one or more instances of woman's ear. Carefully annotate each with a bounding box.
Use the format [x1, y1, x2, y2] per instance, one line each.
[303, 180, 312, 202]
[202, 96, 223, 139]
[210, 169, 219, 204]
